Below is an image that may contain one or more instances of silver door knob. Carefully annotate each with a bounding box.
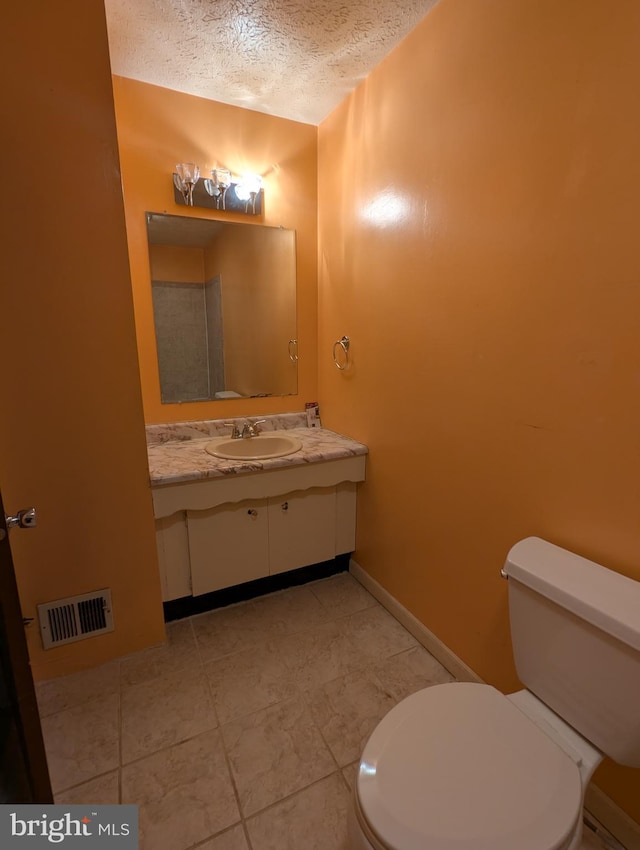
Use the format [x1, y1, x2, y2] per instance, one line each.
[1, 507, 37, 541]
[5, 507, 37, 530]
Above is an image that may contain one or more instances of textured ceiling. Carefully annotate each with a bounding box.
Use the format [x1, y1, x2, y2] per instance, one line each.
[104, 0, 438, 125]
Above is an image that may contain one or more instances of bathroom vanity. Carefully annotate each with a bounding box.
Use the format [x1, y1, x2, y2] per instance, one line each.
[147, 414, 367, 607]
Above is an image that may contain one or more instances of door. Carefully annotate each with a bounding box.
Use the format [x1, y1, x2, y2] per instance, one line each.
[0, 491, 52, 802]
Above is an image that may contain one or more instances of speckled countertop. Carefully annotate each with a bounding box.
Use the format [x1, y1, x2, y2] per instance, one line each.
[147, 413, 368, 486]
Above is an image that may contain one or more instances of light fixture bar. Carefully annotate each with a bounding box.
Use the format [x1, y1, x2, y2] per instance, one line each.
[171, 169, 263, 215]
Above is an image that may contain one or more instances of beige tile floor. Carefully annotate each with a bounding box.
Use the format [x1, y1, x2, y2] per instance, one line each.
[37, 572, 609, 850]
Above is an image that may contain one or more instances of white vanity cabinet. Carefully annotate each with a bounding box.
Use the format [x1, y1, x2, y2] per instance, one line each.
[152, 454, 364, 601]
[187, 486, 342, 596]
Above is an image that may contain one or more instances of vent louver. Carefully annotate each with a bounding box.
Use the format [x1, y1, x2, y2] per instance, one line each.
[37, 589, 114, 650]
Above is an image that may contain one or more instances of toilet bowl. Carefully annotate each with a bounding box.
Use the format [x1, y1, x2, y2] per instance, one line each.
[349, 538, 640, 850]
[349, 683, 600, 850]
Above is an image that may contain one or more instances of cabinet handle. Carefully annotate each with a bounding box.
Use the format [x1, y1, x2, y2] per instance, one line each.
[281, 501, 289, 511]
[247, 509, 258, 517]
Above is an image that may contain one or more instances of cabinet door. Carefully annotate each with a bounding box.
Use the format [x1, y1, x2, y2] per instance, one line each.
[156, 512, 191, 601]
[188, 499, 269, 596]
[268, 487, 336, 575]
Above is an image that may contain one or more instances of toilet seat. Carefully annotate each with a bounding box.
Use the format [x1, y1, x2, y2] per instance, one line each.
[356, 683, 582, 850]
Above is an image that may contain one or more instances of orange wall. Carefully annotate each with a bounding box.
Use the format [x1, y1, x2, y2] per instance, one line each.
[149, 245, 205, 283]
[1, 1, 165, 680]
[318, 0, 640, 823]
[112, 76, 317, 423]
[204, 227, 297, 397]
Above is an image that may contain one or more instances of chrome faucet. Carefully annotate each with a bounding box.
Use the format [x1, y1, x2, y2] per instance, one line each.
[224, 420, 267, 439]
[241, 419, 266, 438]
[224, 422, 241, 439]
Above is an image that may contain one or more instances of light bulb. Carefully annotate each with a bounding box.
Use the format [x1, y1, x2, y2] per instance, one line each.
[235, 173, 262, 201]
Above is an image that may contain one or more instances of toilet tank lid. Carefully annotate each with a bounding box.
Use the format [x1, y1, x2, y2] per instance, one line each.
[503, 537, 640, 652]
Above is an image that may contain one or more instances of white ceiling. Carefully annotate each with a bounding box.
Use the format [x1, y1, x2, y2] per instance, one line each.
[104, 0, 438, 125]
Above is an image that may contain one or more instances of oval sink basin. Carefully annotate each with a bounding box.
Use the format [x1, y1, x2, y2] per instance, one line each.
[205, 433, 303, 461]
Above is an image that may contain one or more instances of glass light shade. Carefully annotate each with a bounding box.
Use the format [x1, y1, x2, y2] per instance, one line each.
[204, 167, 232, 207]
[175, 162, 200, 186]
[245, 173, 262, 193]
[212, 167, 231, 189]
[235, 172, 262, 201]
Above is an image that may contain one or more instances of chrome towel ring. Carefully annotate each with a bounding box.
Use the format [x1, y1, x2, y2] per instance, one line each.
[333, 335, 350, 370]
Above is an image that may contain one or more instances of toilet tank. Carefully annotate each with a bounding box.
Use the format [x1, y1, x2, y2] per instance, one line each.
[503, 537, 640, 767]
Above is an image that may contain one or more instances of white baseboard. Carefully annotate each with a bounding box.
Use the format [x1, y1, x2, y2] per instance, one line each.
[349, 559, 481, 683]
[584, 785, 640, 850]
[349, 559, 640, 850]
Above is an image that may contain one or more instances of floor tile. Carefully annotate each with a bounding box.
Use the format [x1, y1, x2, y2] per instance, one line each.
[277, 621, 369, 690]
[42, 694, 119, 793]
[204, 641, 298, 724]
[37, 660, 120, 717]
[192, 602, 271, 662]
[372, 645, 455, 702]
[54, 770, 120, 805]
[336, 605, 418, 661]
[220, 696, 336, 817]
[250, 586, 331, 636]
[341, 762, 358, 791]
[246, 773, 351, 850]
[309, 573, 378, 618]
[35, 573, 618, 850]
[197, 824, 250, 850]
[120, 619, 199, 687]
[121, 666, 217, 764]
[121, 729, 239, 850]
[305, 669, 396, 766]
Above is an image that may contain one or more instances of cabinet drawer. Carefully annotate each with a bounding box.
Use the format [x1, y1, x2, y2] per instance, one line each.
[268, 487, 336, 575]
[188, 499, 269, 596]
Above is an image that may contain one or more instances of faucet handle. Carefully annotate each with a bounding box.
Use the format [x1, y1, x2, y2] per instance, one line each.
[223, 422, 241, 439]
[250, 419, 267, 436]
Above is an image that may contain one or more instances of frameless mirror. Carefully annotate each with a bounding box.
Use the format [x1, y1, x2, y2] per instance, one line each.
[146, 212, 297, 403]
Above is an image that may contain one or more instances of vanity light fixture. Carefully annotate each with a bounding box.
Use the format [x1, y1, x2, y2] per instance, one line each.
[173, 162, 200, 206]
[172, 163, 263, 215]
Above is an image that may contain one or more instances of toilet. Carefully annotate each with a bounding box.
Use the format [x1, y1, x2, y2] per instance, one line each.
[214, 390, 243, 399]
[349, 537, 640, 850]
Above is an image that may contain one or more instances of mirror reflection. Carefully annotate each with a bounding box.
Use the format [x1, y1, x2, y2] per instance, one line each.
[146, 213, 297, 403]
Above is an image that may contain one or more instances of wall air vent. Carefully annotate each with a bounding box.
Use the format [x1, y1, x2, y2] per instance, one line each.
[37, 589, 114, 650]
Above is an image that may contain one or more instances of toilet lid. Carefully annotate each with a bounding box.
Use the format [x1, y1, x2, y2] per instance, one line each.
[357, 683, 582, 850]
